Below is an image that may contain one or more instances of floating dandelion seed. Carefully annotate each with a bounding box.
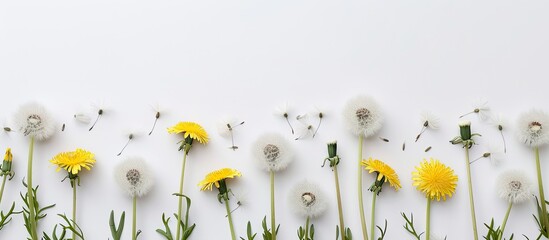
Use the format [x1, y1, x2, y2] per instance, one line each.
[294, 115, 314, 141]
[61, 123, 65, 132]
[312, 108, 324, 138]
[379, 137, 389, 142]
[425, 146, 432, 152]
[490, 113, 507, 153]
[217, 117, 245, 150]
[73, 113, 91, 124]
[296, 114, 307, 121]
[275, 102, 294, 134]
[470, 144, 505, 166]
[117, 132, 136, 156]
[415, 111, 440, 142]
[459, 99, 490, 121]
[148, 104, 162, 135]
[402, 141, 406, 151]
[89, 104, 104, 131]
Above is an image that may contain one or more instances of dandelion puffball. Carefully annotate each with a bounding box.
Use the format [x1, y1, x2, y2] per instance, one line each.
[497, 170, 533, 204]
[288, 181, 328, 218]
[516, 109, 549, 147]
[252, 133, 294, 172]
[13, 102, 57, 141]
[342, 95, 383, 138]
[115, 157, 154, 198]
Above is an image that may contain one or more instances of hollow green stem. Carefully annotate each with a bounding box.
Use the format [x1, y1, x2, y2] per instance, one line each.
[535, 147, 549, 233]
[426, 198, 431, 240]
[270, 170, 276, 240]
[223, 195, 236, 240]
[305, 216, 310, 240]
[370, 191, 378, 240]
[132, 196, 137, 240]
[27, 136, 38, 240]
[333, 165, 346, 239]
[176, 151, 188, 240]
[0, 175, 7, 205]
[499, 202, 513, 240]
[357, 135, 369, 240]
[72, 179, 78, 240]
[464, 147, 479, 240]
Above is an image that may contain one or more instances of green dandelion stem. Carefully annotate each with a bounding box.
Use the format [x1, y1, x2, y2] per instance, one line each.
[499, 202, 513, 240]
[72, 179, 78, 240]
[27, 136, 38, 240]
[333, 165, 346, 239]
[464, 147, 479, 240]
[535, 147, 548, 232]
[0, 174, 7, 205]
[223, 195, 236, 240]
[357, 134, 369, 240]
[270, 170, 277, 240]
[426, 198, 431, 240]
[370, 191, 378, 240]
[305, 216, 310, 240]
[175, 151, 188, 240]
[132, 196, 137, 240]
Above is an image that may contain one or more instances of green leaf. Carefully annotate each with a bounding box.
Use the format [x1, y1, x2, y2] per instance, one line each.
[109, 210, 125, 240]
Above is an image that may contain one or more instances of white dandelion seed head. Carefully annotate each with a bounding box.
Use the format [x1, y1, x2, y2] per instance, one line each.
[420, 111, 440, 130]
[289, 180, 328, 219]
[274, 102, 291, 117]
[252, 133, 294, 172]
[73, 113, 91, 124]
[13, 102, 57, 141]
[459, 120, 471, 127]
[516, 109, 549, 147]
[490, 113, 507, 130]
[484, 143, 506, 166]
[497, 170, 534, 204]
[342, 95, 383, 138]
[217, 116, 238, 137]
[115, 157, 154, 198]
[473, 99, 491, 121]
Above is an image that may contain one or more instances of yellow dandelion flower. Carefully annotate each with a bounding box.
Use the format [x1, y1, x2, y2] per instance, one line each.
[198, 168, 241, 191]
[168, 121, 209, 144]
[361, 158, 401, 190]
[412, 158, 458, 201]
[50, 148, 96, 175]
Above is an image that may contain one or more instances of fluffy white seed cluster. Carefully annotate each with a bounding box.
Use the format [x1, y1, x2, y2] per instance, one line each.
[288, 180, 327, 219]
[252, 133, 294, 172]
[115, 157, 154, 198]
[13, 102, 57, 141]
[342, 95, 383, 138]
[516, 109, 549, 147]
[497, 170, 533, 204]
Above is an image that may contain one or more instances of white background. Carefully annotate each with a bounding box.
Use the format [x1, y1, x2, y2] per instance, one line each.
[1, 0, 549, 239]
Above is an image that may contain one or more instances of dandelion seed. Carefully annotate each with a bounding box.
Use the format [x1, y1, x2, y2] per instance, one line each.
[425, 146, 432, 152]
[470, 144, 505, 166]
[490, 113, 507, 153]
[415, 111, 440, 142]
[89, 108, 104, 131]
[217, 117, 245, 150]
[379, 137, 389, 142]
[73, 113, 91, 124]
[402, 141, 406, 151]
[117, 132, 136, 156]
[148, 104, 162, 135]
[61, 123, 65, 132]
[459, 99, 490, 121]
[312, 109, 324, 138]
[275, 102, 294, 134]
